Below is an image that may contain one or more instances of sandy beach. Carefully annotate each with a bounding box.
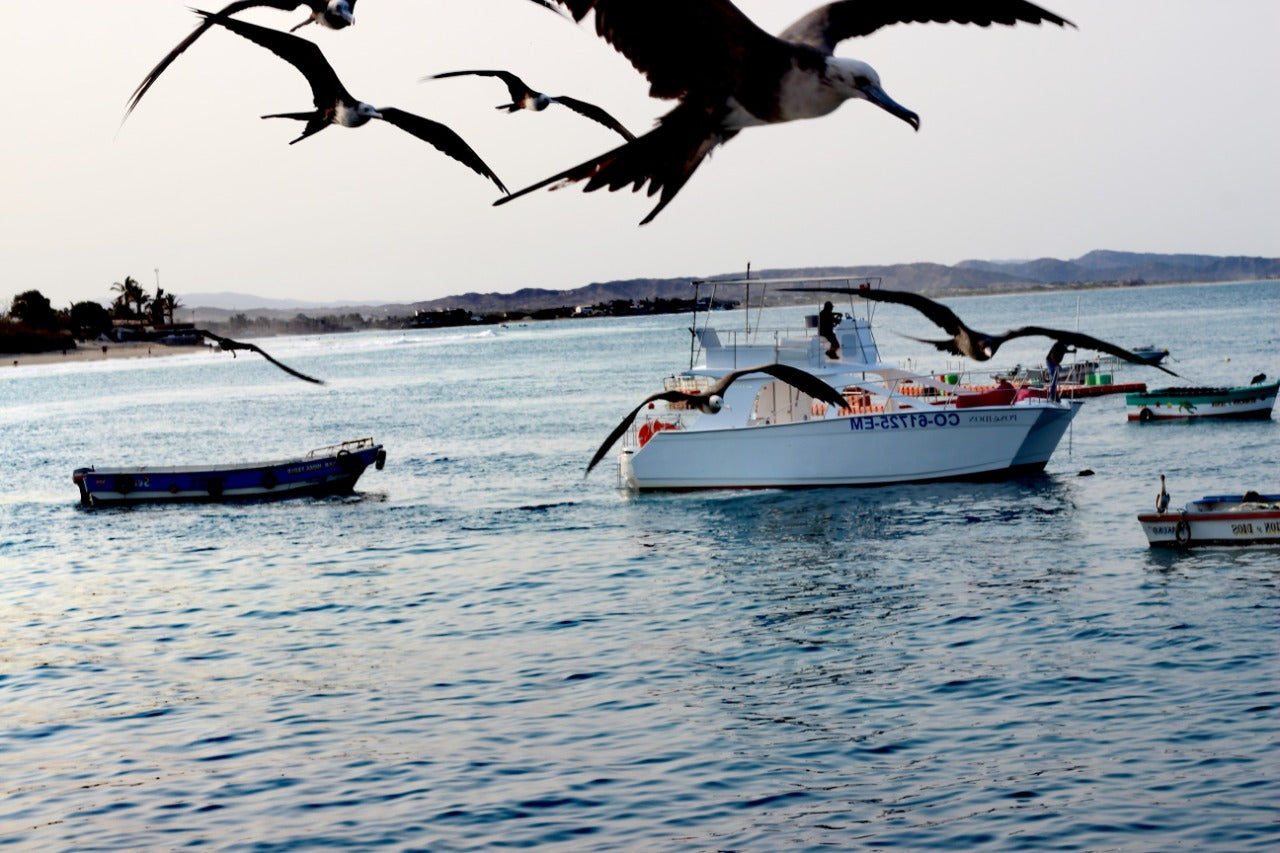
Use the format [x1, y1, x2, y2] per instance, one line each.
[5, 341, 210, 368]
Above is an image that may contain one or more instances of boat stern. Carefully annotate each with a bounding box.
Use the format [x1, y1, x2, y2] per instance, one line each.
[72, 467, 93, 505]
[1008, 399, 1082, 471]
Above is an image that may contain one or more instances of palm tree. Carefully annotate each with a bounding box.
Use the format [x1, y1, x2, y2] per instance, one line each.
[110, 276, 132, 317]
[110, 276, 149, 320]
[160, 291, 181, 324]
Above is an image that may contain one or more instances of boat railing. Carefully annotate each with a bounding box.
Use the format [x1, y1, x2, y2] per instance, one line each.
[698, 319, 882, 371]
[307, 437, 375, 458]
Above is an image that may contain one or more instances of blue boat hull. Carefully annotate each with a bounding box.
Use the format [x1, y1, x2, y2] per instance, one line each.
[73, 440, 385, 506]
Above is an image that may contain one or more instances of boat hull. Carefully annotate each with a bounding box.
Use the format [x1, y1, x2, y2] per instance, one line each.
[620, 402, 1079, 490]
[73, 441, 385, 506]
[1126, 381, 1278, 421]
[1138, 506, 1280, 548]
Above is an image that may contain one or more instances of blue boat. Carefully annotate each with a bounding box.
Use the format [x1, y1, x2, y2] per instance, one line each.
[73, 438, 385, 506]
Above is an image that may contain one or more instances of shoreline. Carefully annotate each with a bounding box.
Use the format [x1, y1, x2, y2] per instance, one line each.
[6, 341, 210, 369]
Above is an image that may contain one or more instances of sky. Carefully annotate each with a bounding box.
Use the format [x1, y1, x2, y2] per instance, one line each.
[4, 1, 1278, 309]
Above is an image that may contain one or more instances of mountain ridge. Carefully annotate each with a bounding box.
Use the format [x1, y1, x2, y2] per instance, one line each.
[188, 251, 1278, 318]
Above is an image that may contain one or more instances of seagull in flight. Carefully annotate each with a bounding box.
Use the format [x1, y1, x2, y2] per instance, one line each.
[428, 69, 637, 141]
[500, 0, 1073, 223]
[125, 1, 357, 121]
[193, 330, 324, 384]
[586, 363, 848, 475]
[783, 285, 1181, 377]
[195, 11, 508, 193]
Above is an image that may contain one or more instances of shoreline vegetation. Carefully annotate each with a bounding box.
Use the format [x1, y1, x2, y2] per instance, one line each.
[5, 276, 1272, 369]
[6, 255, 1278, 364]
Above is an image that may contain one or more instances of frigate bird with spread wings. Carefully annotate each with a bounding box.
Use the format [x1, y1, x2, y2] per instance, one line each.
[428, 69, 636, 141]
[782, 286, 1181, 377]
[125, 1, 357, 121]
[193, 330, 324, 384]
[191, 11, 507, 192]
[586, 363, 848, 475]
[501, 0, 1072, 223]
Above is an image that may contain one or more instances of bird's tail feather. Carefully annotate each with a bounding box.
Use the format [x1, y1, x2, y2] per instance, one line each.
[261, 112, 328, 145]
[262, 111, 317, 121]
[495, 105, 730, 224]
[901, 333, 960, 355]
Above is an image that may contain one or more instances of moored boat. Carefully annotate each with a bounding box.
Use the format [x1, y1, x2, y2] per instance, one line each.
[989, 359, 1146, 398]
[1126, 380, 1278, 421]
[613, 277, 1083, 490]
[1138, 485, 1280, 548]
[73, 437, 386, 506]
[1128, 344, 1169, 364]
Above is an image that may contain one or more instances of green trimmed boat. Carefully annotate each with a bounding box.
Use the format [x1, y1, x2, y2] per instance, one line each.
[1126, 380, 1277, 422]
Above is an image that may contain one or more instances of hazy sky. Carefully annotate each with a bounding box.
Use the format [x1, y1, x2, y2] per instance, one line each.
[4, 1, 1278, 308]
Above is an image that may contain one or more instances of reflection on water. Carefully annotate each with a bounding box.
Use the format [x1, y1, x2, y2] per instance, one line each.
[0, 283, 1276, 850]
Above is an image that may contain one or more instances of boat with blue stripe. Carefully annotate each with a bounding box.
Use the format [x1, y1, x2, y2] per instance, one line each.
[73, 437, 385, 506]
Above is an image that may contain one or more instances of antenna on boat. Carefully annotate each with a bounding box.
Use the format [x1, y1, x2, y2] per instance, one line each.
[689, 279, 700, 369]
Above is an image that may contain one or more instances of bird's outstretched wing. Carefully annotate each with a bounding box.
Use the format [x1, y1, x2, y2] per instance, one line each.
[125, 1, 321, 120]
[199, 9, 355, 109]
[430, 69, 532, 103]
[996, 327, 1181, 377]
[375, 109, 508, 194]
[552, 96, 637, 140]
[779, 1, 1074, 54]
[781, 286, 970, 338]
[534, 1, 788, 103]
[713, 363, 848, 409]
[585, 390, 690, 476]
[194, 330, 324, 384]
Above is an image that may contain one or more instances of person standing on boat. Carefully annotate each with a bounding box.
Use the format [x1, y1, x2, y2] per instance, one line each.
[1046, 339, 1076, 400]
[819, 301, 841, 360]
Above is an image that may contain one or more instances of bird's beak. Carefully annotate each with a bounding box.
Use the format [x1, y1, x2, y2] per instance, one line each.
[864, 85, 920, 131]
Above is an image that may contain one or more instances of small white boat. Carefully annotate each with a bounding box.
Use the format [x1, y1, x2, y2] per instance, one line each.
[613, 277, 1082, 490]
[1138, 481, 1280, 548]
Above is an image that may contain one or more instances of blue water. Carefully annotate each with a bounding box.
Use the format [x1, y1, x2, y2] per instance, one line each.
[1, 281, 1277, 850]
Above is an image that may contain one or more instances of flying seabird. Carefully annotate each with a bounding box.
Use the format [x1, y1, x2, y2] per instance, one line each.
[586, 363, 847, 475]
[501, 0, 1072, 223]
[428, 69, 637, 141]
[782, 286, 1181, 377]
[193, 330, 324, 384]
[125, 1, 356, 121]
[192, 11, 508, 192]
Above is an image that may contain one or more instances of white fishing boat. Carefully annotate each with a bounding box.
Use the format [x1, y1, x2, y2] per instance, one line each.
[1138, 482, 1280, 548]
[614, 276, 1082, 490]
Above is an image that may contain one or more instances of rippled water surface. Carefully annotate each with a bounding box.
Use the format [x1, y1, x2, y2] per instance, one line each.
[1, 281, 1277, 850]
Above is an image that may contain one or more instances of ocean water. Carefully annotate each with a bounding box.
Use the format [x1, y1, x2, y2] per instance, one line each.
[1, 280, 1276, 851]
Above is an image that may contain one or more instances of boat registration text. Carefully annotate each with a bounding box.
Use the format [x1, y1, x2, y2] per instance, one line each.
[850, 412, 963, 431]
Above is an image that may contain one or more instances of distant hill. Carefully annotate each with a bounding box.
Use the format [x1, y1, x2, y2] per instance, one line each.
[389, 251, 1276, 315]
[954, 250, 1280, 286]
[186, 251, 1278, 320]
